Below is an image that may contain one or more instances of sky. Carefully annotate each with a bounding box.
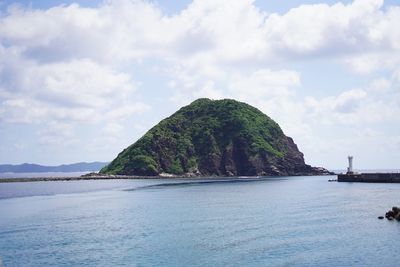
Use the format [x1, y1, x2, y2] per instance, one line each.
[0, 0, 399, 170]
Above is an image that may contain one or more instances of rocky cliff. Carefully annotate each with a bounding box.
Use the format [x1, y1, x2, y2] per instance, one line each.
[100, 98, 331, 176]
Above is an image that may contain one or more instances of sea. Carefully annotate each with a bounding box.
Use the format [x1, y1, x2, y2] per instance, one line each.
[0, 175, 400, 266]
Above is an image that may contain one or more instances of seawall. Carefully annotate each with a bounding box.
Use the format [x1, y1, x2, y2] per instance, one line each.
[338, 173, 400, 183]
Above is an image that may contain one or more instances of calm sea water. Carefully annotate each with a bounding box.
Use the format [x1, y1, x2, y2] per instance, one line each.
[0, 176, 399, 266]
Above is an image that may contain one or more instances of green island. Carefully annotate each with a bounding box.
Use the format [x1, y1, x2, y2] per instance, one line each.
[101, 98, 331, 177]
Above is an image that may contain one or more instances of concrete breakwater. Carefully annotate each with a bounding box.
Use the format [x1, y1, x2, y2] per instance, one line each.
[338, 173, 400, 183]
[0, 175, 141, 183]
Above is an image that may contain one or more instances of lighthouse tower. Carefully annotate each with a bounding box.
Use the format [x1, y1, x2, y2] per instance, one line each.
[347, 156, 353, 174]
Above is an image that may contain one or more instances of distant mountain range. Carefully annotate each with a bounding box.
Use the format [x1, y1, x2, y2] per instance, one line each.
[0, 162, 109, 173]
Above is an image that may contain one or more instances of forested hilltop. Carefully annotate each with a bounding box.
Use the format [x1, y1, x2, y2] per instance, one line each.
[101, 98, 330, 176]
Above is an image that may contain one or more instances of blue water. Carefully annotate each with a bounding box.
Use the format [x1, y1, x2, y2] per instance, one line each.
[1, 176, 400, 266]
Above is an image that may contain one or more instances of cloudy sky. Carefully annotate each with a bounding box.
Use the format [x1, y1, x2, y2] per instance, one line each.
[0, 0, 399, 170]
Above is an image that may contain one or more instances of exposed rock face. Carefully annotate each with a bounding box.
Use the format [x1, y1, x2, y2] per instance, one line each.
[100, 98, 331, 177]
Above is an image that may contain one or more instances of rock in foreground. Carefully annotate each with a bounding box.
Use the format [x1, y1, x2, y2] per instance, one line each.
[384, 207, 400, 221]
[101, 98, 331, 177]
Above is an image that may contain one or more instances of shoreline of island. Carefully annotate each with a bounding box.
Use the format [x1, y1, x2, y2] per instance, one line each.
[0, 172, 335, 183]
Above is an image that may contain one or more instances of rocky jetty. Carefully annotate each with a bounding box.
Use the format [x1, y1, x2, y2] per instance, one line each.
[101, 98, 332, 177]
[383, 207, 400, 221]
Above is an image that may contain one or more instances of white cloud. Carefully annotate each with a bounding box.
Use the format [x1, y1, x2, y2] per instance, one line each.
[0, 57, 147, 123]
[105, 104, 150, 120]
[333, 89, 367, 113]
[85, 121, 132, 153]
[304, 86, 398, 126]
[229, 69, 300, 99]
[0, 2, 167, 63]
[192, 81, 224, 100]
[343, 53, 400, 74]
[38, 121, 77, 146]
[104, 122, 124, 137]
[369, 78, 391, 92]
[0, 0, 398, 89]
[1, 0, 398, 68]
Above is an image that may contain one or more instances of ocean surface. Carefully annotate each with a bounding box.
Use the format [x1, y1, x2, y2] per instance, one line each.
[1, 175, 400, 266]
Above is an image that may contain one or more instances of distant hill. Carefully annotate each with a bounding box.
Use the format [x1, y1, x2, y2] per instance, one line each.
[0, 162, 108, 173]
[101, 98, 330, 176]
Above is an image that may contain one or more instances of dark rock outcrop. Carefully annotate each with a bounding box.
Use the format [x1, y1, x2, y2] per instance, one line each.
[383, 207, 400, 221]
[101, 98, 332, 177]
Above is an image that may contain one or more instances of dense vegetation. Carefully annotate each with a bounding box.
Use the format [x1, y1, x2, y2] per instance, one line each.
[101, 98, 320, 176]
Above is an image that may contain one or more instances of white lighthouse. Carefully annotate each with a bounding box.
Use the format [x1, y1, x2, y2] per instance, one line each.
[347, 156, 353, 174]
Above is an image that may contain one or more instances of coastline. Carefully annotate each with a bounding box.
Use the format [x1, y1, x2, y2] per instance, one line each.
[0, 173, 334, 183]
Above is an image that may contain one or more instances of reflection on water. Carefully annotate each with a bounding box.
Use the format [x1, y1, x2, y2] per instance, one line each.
[1, 176, 400, 266]
[124, 177, 288, 191]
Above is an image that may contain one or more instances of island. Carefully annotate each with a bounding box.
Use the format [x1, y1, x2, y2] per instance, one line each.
[101, 98, 331, 177]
